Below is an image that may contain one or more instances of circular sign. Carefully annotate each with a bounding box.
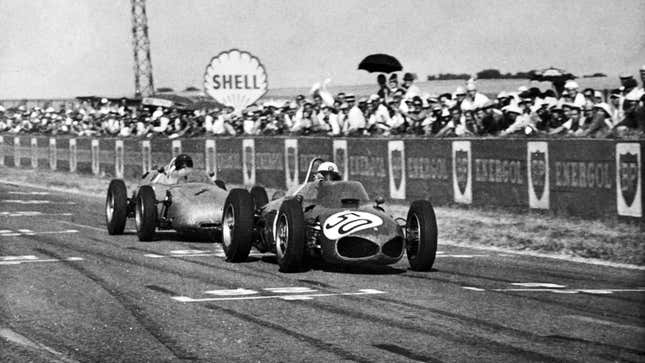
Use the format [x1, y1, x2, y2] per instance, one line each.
[203, 49, 268, 111]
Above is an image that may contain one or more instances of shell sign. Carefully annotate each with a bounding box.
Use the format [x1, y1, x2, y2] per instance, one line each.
[203, 49, 268, 111]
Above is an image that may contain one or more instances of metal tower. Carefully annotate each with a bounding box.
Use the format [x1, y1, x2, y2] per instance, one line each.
[130, 0, 154, 97]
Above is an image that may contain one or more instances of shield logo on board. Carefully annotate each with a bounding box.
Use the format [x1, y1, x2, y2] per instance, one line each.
[619, 152, 639, 207]
[287, 146, 296, 182]
[335, 147, 346, 178]
[530, 151, 546, 200]
[455, 150, 469, 195]
[244, 145, 253, 181]
[391, 149, 403, 191]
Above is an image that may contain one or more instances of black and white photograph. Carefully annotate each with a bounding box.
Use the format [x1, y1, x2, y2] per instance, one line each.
[1, 0, 644, 361]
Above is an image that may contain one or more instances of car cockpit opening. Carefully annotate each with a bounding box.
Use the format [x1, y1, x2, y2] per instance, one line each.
[341, 198, 360, 208]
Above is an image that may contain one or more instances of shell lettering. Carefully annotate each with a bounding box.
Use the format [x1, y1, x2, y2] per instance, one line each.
[203, 49, 268, 112]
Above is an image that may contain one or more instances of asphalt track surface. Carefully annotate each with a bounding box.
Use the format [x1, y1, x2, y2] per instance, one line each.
[0, 182, 644, 362]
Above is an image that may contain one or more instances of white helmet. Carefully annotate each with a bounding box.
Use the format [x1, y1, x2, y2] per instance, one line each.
[316, 161, 341, 181]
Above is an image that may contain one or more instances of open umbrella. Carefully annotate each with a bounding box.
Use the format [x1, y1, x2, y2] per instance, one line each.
[528, 67, 576, 82]
[358, 54, 403, 74]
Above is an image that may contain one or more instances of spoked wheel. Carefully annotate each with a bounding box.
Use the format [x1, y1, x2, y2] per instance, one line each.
[275, 198, 306, 273]
[106, 179, 128, 235]
[405, 200, 438, 271]
[135, 185, 157, 241]
[221, 189, 254, 262]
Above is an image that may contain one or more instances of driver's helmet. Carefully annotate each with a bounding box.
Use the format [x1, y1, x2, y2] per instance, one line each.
[315, 161, 341, 181]
[174, 154, 193, 171]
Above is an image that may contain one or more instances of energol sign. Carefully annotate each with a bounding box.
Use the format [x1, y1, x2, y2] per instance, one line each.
[203, 49, 268, 111]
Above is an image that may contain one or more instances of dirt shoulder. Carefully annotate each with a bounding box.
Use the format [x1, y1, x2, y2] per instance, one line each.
[1, 166, 643, 266]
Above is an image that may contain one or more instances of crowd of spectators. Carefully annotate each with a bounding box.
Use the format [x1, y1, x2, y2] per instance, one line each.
[1, 68, 644, 139]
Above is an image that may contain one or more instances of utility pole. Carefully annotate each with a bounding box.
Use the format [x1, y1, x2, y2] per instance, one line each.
[130, 0, 154, 97]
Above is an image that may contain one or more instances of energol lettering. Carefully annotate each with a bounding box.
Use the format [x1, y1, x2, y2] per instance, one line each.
[407, 157, 448, 180]
[255, 152, 283, 170]
[555, 161, 611, 189]
[475, 159, 523, 184]
[216, 153, 241, 170]
[349, 156, 386, 177]
[211, 75, 261, 90]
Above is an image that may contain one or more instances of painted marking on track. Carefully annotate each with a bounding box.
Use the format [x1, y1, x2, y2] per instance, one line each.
[170, 250, 211, 255]
[7, 191, 51, 195]
[0, 327, 78, 363]
[263, 287, 318, 294]
[461, 286, 645, 295]
[204, 288, 258, 296]
[0, 211, 73, 217]
[0, 199, 75, 205]
[172, 288, 386, 302]
[0, 229, 78, 237]
[511, 282, 566, 288]
[144, 247, 269, 259]
[565, 315, 645, 332]
[0, 256, 83, 265]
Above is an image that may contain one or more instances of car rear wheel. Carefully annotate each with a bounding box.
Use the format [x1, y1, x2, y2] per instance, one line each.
[106, 179, 128, 235]
[250, 185, 269, 210]
[275, 198, 306, 273]
[405, 200, 438, 271]
[135, 185, 157, 241]
[221, 189, 254, 262]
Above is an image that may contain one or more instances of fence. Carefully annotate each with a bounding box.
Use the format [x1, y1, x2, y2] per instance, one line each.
[0, 135, 642, 223]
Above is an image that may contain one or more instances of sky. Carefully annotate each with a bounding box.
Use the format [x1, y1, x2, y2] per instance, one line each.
[0, 0, 643, 99]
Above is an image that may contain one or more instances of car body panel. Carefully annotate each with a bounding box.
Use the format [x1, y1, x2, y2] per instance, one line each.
[257, 179, 405, 265]
[136, 167, 227, 232]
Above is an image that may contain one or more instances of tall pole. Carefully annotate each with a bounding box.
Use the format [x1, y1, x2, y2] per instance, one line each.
[131, 0, 154, 97]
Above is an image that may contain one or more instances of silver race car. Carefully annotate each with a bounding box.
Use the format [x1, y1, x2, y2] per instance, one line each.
[220, 158, 438, 272]
[105, 154, 228, 241]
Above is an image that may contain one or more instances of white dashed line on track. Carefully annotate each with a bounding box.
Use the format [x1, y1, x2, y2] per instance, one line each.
[0, 229, 79, 237]
[0, 211, 73, 217]
[7, 191, 51, 195]
[0, 199, 75, 205]
[172, 289, 386, 302]
[0, 255, 84, 265]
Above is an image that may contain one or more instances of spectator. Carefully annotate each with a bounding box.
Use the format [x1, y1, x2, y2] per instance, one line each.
[402, 72, 420, 99]
[460, 82, 490, 111]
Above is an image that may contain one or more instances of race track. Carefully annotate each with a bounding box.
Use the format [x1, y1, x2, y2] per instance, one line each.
[0, 182, 644, 362]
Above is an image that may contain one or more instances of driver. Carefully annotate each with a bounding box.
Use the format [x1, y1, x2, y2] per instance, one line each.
[152, 154, 194, 184]
[314, 161, 341, 181]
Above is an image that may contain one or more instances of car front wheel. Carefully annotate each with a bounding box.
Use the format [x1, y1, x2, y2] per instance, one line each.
[405, 200, 438, 271]
[135, 185, 157, 241]
[221, 189, 254, 262]
[275, 198, 306, 273]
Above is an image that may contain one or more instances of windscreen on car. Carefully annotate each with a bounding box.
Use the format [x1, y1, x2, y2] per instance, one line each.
[175, 170, 213, 184]
[297, 180, 370, 208]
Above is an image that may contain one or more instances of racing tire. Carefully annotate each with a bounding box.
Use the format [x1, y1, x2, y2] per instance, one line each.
[221, 189, 254, 262]
[275, 198, 306, 273]
[135, 185, 157, 241]
[250, 185, 269, 210]
[106, 179, 128, 235]
[405, 200, 438, 271]
[214, 179, 226, 190]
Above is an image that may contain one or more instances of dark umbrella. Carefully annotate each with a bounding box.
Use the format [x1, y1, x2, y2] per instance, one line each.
[358, 54, 403, 74]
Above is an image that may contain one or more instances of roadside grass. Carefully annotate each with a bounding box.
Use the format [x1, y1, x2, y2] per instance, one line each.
[1, 166, 643, 266]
